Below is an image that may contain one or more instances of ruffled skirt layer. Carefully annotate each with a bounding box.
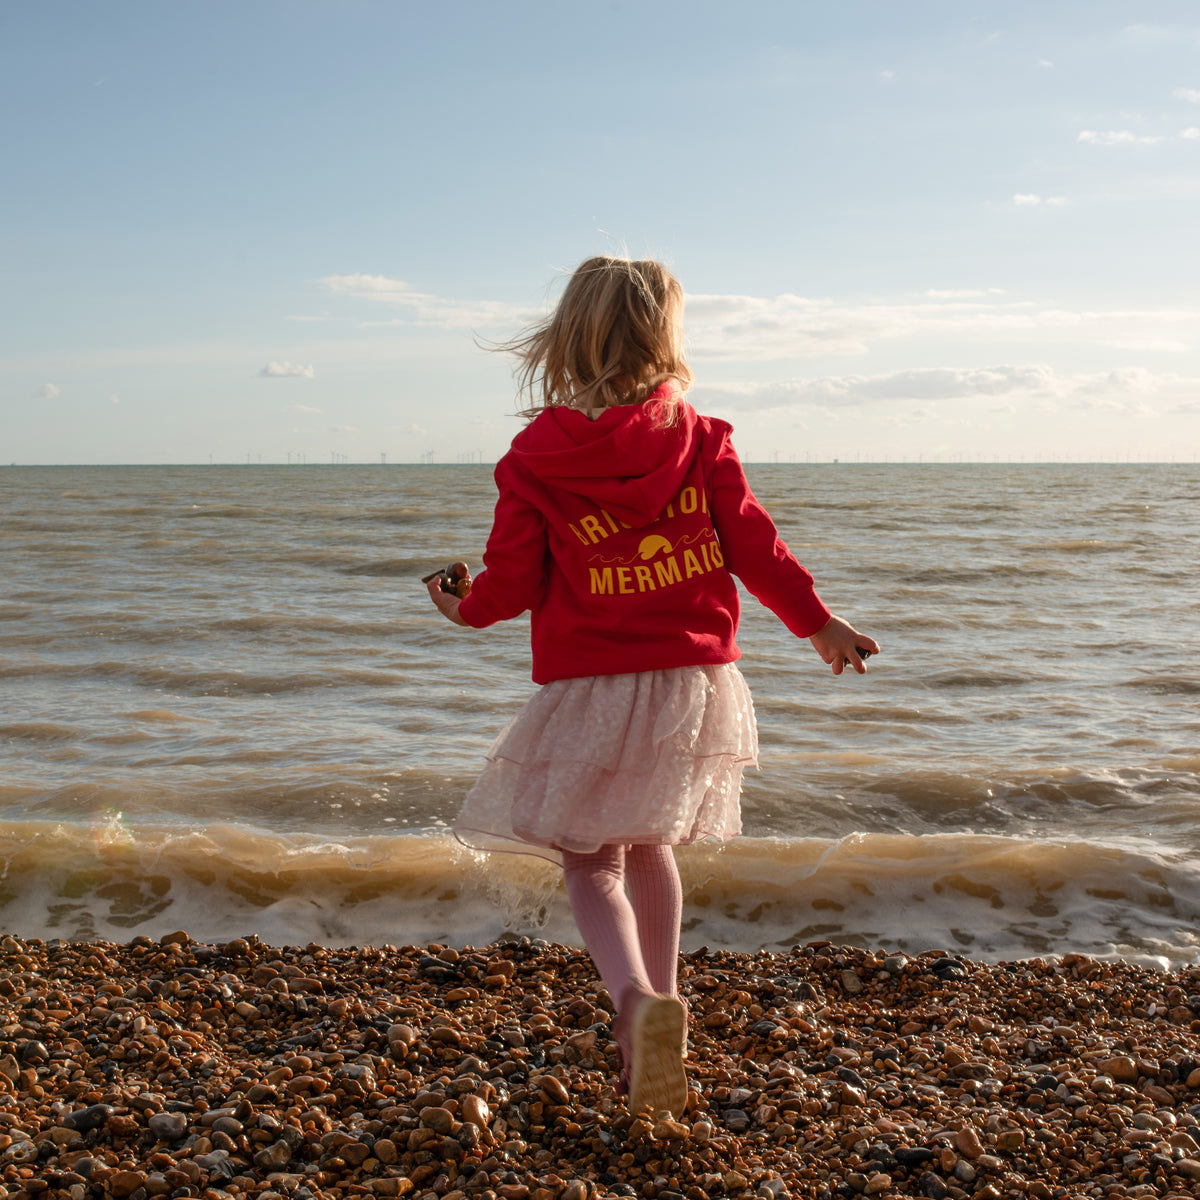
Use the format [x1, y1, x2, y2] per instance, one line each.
[453, 663, 757, 864]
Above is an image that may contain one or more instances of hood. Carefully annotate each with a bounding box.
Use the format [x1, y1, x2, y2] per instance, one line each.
[508, 392, 701, 528]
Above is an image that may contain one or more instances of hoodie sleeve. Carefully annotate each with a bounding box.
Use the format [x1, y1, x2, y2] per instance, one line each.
[706, 422, 832, 639]
[456, 461, 548, 629]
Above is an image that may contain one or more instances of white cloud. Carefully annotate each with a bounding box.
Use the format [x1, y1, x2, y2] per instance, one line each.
[322, 273, 535, 329]
[286, 404, 323, 414]
[1013, 193, 1042, 206]
[1077, 129, 1163, 146]
[1038, 59, 1054, 68]
[682, 291, 1199, 362]
[1183, 127, 1200, 140]
[1174, 87, 1200, 103]
[108, 394, 120, 405]
[698, 366, 1059, 409]
[37, 383, 60, 400]
[406, 423, 428, 436]
[259, 362, 316, 378]
[694, 365, 1191, 414]
[924, 288, 1005, 299]
[285, 314, 330, 323]
[330, 425, 358, 433]
[879, 69, 895, 82]
[1045, 196, 1069, 206]
[311, 278, 1198, 375]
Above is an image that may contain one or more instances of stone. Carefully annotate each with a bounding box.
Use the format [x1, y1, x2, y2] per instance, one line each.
[954, 1125, 984, 1159]
[652, 1118, 689, 1140]
[109, 1171, 146, 1198]
[1100, 1055, 1140, 1083]
[63, 1104, 115, 1131]
[953, 1159, 977, 1183]
[460, 1094, 490, 1131]
[388, 1023, 418, 1051]
[147, 1111, 187, 1142]
[255, 1139, 295, 1168]
[539, 1074, 570, 1105]
[420, 1106, 457, 1134]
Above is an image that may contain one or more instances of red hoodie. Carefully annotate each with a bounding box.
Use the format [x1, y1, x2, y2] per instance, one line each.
[456, 394, 831, 683]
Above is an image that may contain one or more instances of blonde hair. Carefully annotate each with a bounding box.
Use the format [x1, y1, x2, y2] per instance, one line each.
[496, 256, 693, 422]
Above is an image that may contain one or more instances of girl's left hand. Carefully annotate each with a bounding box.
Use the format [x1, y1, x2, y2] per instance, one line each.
[808, 614, 880, 675]
[426, 576, 468, 626]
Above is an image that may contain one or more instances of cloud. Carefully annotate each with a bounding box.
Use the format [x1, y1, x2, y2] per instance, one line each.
[330, 425, 358, 434]
[259, 362, 315, 378]
[879, 69, 894, 82]
[698, 366, 1060, 409]
[694, 365, 1191, 414]
[406, 423, 428, 436]
[1077, 129, 1164, 146]
[1013, 194, 1068, 206]
[924, 288, 1006, 299]
[681, 291, 1200, 362]
[286, 404, 323, 414]
[108, 394, 120, 405]
[1183, 127, 1200, 140]
[37, 383, 60, 400]
[322, 273, 535, 329]
[285, 314, 330, 323]
[1038, 59, 1054, 68]
[1174, 87, 1200, 103]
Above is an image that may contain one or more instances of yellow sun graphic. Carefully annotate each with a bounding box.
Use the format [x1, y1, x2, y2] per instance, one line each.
[637, 534, 673, 560]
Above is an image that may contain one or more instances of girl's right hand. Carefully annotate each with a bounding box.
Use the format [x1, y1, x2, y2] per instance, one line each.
[426, 576, 468, 626]
[808, 614, 880, 675]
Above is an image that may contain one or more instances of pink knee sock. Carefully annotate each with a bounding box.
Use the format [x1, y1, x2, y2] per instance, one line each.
[561, 843, 682, 1005]
[563, 844, 648, 1004]
[626, 844, 682, 996]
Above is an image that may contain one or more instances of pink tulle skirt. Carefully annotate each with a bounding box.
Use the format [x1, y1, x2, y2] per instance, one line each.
[453, 663, 757, 864]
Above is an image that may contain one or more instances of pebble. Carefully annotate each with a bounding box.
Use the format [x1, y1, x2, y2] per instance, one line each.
[1, 933, 1199, 1200]
[147, 1110, 187, 1141]
[63, 1102, 115, 1131]
[460, 1093, 490, 1130]
[1101, 1054, 1141, 1082]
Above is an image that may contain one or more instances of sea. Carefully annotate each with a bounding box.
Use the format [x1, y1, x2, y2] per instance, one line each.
[2, 463, 1198, 967]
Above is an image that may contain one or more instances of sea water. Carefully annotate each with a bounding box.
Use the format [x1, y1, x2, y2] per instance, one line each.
[2, 463, 1197, 964]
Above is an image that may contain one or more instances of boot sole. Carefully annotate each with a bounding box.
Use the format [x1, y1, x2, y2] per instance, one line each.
[628, 994, 687, 1116]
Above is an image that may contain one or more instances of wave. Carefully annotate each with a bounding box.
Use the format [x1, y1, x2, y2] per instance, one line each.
[0, 659, 404, 695]
[0, 721, 81, 742]
[1, 821, 1195, 967]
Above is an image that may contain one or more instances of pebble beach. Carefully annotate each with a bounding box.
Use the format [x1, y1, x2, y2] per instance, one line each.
[4, 935, 1200, 1200]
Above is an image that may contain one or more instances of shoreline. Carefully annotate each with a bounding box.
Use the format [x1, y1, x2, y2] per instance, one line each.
[3, 934, 1200, 1200]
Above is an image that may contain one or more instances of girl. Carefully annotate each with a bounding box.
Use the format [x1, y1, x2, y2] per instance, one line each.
[425, 256, 879, 1116]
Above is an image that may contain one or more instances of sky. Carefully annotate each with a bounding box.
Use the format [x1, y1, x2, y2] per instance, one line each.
[3, 1, 1200, 465]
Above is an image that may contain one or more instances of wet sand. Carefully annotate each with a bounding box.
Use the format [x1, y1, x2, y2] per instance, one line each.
[3, 933, 1200, 1200]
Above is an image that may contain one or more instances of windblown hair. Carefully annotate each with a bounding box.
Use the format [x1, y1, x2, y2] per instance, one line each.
[496, 256, 693, 422]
